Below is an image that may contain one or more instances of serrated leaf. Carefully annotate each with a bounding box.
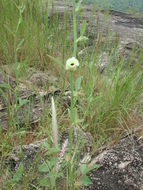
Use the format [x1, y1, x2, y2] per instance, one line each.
[80, 20, 87, 36]
[38, 163, 49, 173]
[12, 163, 24, 182]
[80, 175, 92, 186]
[75, 76, 82, 91]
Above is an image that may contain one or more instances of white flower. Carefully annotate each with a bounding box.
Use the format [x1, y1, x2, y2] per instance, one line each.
[66, 57, 79, 71]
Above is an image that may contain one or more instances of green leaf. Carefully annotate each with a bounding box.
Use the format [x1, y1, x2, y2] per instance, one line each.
[41, 141, 50, 149]
[16, 38, 24, 52]
[19, 98, 29, 106]
[80, 20, 87, 36]
[75, 76, 82, 91]
[76, 0, 83, 12]
[38, 163, 49, 173]
[76, 36, 88, 44]
[45, 147, 59, 156]
[80, 164, 87, 174]
[73, 107, 78, 123]
[80, 175, 92, 186]
[46, 170, 63, 178]
[12, 163, 24, 182]
[50, 175, 56, 188]
[48, 158, 58, 169]
[80, 164, 101, 175]
[84, 164, 101, 174]
[0, 83, 11, 90]
[38, 176, 50, 187]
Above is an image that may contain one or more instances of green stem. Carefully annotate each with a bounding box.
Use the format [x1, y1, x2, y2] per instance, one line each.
[14, 7, 23, 125]
[72, 0, 77, 57]
[14, 30, 19, 111]
[69, 71, 74, 187]
[68, 0, 78, 189]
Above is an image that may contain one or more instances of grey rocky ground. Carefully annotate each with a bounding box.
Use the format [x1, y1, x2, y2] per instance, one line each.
[47, 1, 143, 44]
[82, 135, 143, 190]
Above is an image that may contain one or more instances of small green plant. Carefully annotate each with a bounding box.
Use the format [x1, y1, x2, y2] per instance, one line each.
[66, 0, 92, 188]
[78, 163, 100, 186]
[66, 0, 80, 187]
[37, 144, 61, 189]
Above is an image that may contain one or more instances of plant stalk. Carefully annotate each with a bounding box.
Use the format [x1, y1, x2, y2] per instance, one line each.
[68, 0, 78, 189]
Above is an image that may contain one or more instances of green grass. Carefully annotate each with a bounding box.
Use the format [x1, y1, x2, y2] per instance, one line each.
[0, 0, 143, 189]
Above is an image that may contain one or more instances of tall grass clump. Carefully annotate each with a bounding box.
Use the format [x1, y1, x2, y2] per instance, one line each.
[81, 48, 143, 144]
[0, 0, 66, 71]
